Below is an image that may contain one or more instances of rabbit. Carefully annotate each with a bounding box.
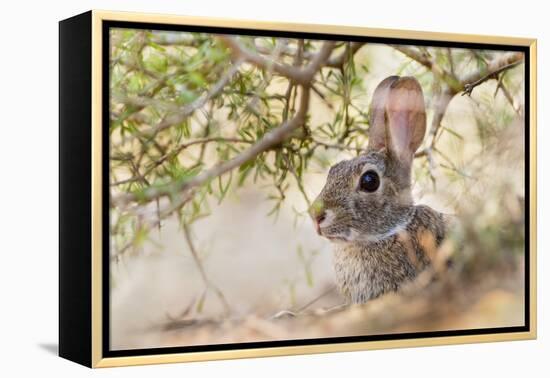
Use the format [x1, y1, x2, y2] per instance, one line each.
[309, 75, 447, 304]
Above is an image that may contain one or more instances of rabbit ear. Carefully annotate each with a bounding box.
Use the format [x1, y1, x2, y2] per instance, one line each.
[368, 76, 400, 151]
[384, 76, 426, 165]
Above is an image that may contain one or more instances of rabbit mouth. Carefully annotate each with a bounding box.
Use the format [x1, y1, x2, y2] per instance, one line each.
[326, 235, 349, 242]
[319, 229, 353, 243]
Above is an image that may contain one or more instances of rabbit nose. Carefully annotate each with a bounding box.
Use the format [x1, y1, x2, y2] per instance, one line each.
[309, 200, 326, 234]
[315, 211, 326, 224]
[313, 211, 326, 235]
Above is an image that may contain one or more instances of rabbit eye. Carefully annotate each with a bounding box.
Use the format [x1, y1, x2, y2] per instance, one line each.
[359, 170, 380, 192]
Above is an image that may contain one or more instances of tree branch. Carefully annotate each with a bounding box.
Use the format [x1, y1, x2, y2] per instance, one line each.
[219, 36, 335, 85]
[113, 41, 336, 207]
[182, 223, 231, 315]
[429, 88, 454, 142]
[312, 138, 363, 153]
[113, 86, 311, 207]
[394, 48, 524, 159]
[282, 155, 311, 208]
[392, 45, 462, 92]
[111, 137, 254, 187]
[393, 46, 524, 97]
[110, 188, 197, 262]
[326, 42, 365, 68]
[253, 41, 364, 69]
[148, 59, 244, 135]
[461, 54, 523, 96]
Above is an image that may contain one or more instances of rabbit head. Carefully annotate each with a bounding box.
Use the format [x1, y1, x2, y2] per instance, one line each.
[310, 76, 427, 243]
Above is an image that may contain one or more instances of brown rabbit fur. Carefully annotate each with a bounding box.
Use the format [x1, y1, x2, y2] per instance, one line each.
[310, 76, 447, 304]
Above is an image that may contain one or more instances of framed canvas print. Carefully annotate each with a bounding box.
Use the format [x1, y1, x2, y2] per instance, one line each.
[59, 10, 537, 368]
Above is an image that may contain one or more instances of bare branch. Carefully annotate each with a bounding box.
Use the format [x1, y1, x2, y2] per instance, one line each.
[110, 188, 197, 262]
[393, 46, 524, 97]
[111, 137, 254, 187]
[461, 51, 523, 84]
[220, 35, 303, 80]
[392, 45, 433, 68]
[182, 223, 231, 315]
[283, 155, 311, 208]
[494, 75, 521, 115]
[429, 88, 454, 142]
[326, 42, 365, 68]
[114, 39, 334, 148]
[312, 138, 363, 153]
[219, 36, 335, 85]
[112, 59, 244, 151]
[253, 41, 364, 69]
[294, 285, 337, 313]
[113, 86, 311, 207]
[147, 59, 244, 135]
[394, 48, 524, 159]
[392, 45, 462, 92]
[447, 48, 455, 77]
[462, 54, 523, 96]
[113, 41, 336, 207]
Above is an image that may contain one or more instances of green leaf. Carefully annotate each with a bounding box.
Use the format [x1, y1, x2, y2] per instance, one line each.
[305, 267, 314, 287]
[149, 41, 166, 52]
[217, 172, 232, 203]
[443, 127, 464, 140]
[145, 53, 168, 73]
[134, 227, 148, 247]
[196, 291, 206, 313]
[188, 72, 207, 88]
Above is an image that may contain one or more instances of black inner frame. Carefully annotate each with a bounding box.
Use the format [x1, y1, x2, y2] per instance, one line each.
[102, 20, 531, 358]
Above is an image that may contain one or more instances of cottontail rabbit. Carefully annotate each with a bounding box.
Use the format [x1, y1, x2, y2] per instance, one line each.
[310, 76, 447, 304]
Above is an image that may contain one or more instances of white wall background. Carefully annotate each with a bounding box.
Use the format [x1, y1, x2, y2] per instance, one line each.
[0, 0, 547, 376]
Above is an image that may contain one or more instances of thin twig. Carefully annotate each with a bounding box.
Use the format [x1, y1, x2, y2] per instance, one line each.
[113, 41, 336, 207]
[294, 285, 336, 313]
[312, 138, 363, 153]
[113, 86, 311, 207]
[326, 42, 365, 69]
[111, 137, 254, 186]
[392, 45, 461, 92]
[283, 155, 311, 208]
[429, 88, 455, 143]
[182, 223, 231, 315]
[462, 60, 522, 96]
[219, 36, 335, 85]
[110, 189, 197, 261]
[115, 59, 244, 148]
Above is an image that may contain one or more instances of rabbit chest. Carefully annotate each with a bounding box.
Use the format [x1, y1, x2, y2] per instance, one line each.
[332, 239, 419, 303]
[332, 206, 445, 304]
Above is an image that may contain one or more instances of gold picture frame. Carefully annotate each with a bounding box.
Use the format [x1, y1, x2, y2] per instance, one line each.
[59, 9, 537, 368]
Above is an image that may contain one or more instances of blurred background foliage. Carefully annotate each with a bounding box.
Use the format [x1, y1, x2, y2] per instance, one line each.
[108, 27, 526, 349]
